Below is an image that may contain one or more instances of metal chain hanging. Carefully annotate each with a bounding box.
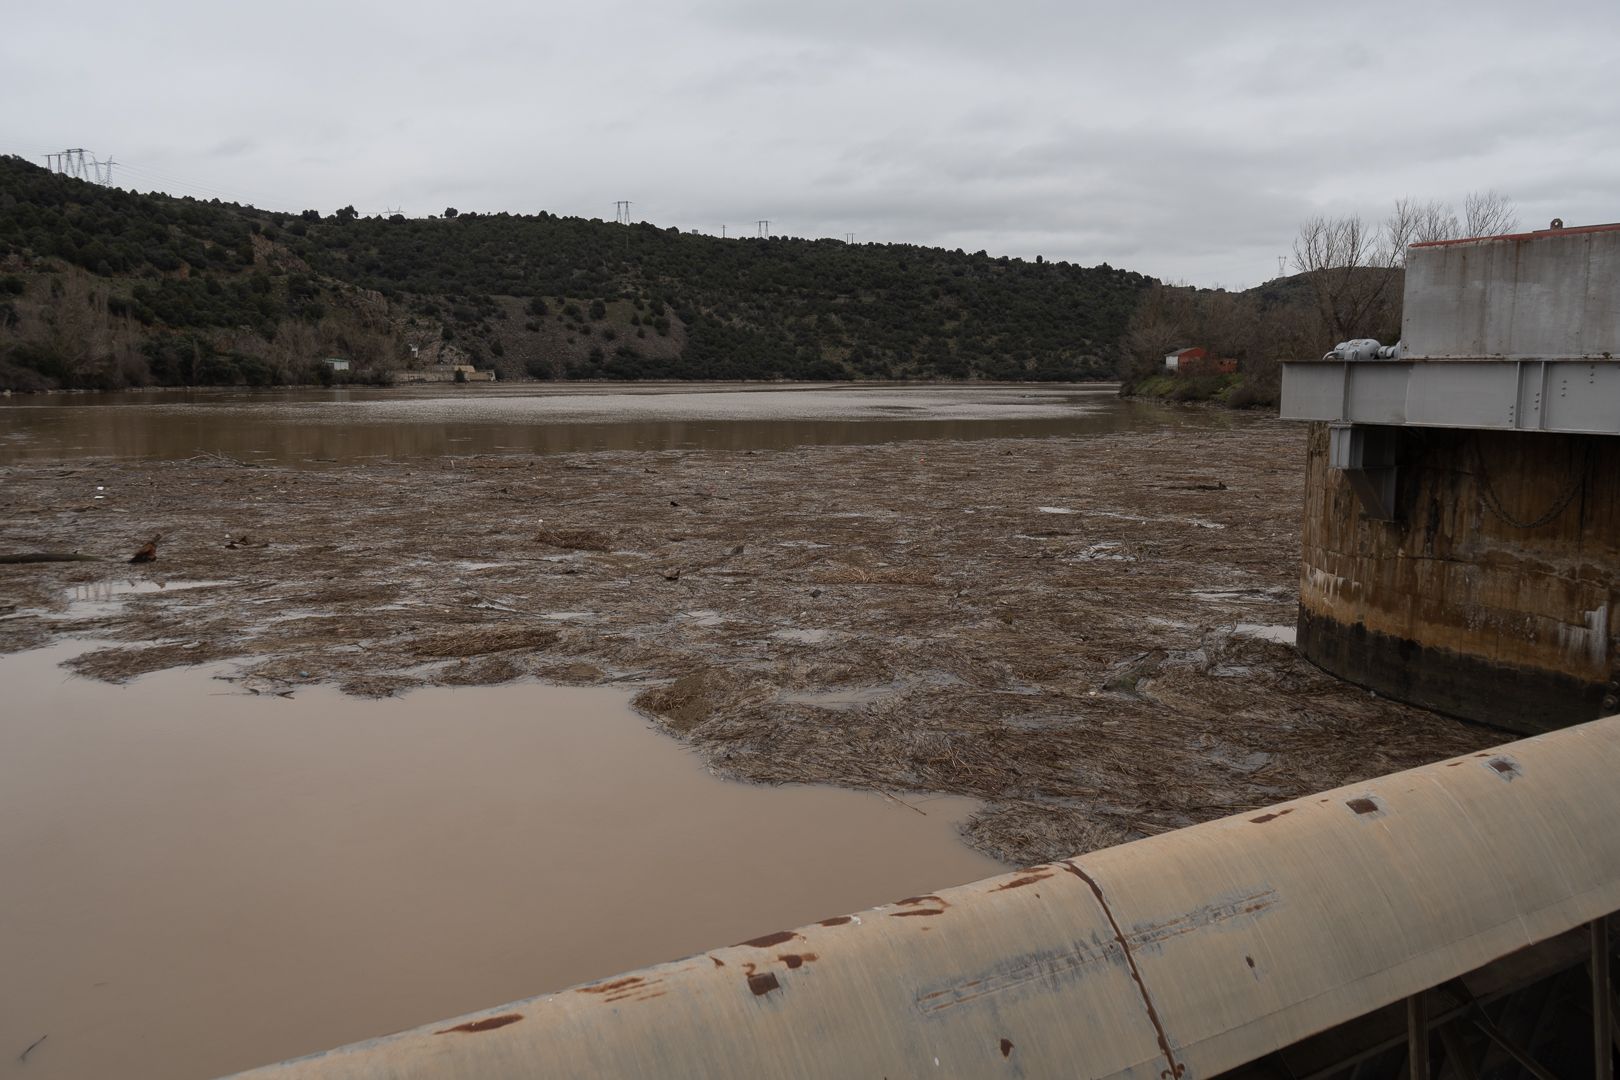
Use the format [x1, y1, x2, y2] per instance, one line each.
[1472, 435, 1590, 530]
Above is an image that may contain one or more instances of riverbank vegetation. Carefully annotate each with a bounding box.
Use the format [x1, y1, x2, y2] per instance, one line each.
[1115, 275, 1320, 409]
[0, 156, 1150, 390]
[1117, 191, 1516, 410]
[2, 155, 1512, 402]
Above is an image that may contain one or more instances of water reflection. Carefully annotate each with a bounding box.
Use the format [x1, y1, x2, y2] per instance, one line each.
[0, 384, 1238, 465]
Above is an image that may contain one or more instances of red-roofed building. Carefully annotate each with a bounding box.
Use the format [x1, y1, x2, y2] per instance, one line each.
[1164, 347, 1237, 375]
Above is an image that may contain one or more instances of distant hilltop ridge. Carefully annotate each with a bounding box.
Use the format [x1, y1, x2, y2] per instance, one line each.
[0, 155, 1155, 391]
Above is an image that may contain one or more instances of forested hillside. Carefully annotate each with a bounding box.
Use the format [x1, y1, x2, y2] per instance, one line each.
[0, 156, 1154, 390]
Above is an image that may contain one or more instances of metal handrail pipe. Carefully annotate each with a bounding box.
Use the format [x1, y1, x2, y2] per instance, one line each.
[228, 715, 1620, 1080]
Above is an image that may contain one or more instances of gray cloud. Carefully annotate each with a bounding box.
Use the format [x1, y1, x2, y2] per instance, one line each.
[3, 0, 1616, 287]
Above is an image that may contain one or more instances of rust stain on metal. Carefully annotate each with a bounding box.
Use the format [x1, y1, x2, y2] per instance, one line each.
[1000, 1038, 1015, 1058]
[1062, 861, 1186, 1080]
[891, 894, 948, 917]
[1249, 808, 1294, 824]
[817, 915, 853, 927]
[778, 953, 817, 969]
[1487, 757, 1521, 780]
[1411, 220, 1620, 247]
[1245, 956, 1256, 969]
[602, 979, 664, 1003]
[747, 972, 781, 997]
[577, 976, 644, 995]
[994, 872, 1054, 891]
[737, 930, 799, 949]
[605, 987, 667, 1003]
[709, 955, 725, 968]
[436, 1013, 523, 1034]
[1346, 797, 1380, 815]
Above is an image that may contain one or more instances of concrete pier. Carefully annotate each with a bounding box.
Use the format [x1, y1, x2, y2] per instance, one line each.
[1298, 422, 1617, 733]
[1283, 221, 1620, 734]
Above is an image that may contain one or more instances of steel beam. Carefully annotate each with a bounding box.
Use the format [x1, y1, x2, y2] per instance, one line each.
[1436, 1021, 1478, 1080]
[1596, 917, 1613, 1080]
[1281, 359, 1620, 435]
[1407, 993, 1430, 1080]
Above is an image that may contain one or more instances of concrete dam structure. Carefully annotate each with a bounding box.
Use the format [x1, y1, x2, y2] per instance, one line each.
[1281, 222, 1620, 734]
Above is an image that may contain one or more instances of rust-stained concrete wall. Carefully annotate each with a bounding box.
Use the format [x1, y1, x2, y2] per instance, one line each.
[1299, 422, 1620, 733]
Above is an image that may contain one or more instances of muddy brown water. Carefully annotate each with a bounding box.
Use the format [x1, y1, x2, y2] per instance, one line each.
[0, 385, 1237, 1078]
[0, 641, 998, 1080]
[0, 382, 1238, 465]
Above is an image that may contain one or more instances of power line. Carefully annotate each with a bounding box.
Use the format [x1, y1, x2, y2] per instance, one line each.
[110, 163, 240, 200]
[615, 200, 631, 225]
[104, 160, 301, 211]
[43, 148, 115, 185]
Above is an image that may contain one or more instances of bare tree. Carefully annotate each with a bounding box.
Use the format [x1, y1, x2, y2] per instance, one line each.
[1291, 210, 1407, 344]
[1122, 288, 1188, 378]
[1291, 190, 1517, 345]
[1396, 198, 1459, 245]
[1463, 190, 1518, 237]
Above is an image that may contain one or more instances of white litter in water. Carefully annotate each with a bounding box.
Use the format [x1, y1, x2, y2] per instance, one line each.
[770, 628, 831, 644]
[1234, 624, 1297, 645]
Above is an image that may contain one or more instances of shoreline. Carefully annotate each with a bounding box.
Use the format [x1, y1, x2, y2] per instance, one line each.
[1, 377, 1126, 399]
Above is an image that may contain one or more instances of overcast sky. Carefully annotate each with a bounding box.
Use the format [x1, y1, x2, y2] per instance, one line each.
[5, 0, 1616, 287]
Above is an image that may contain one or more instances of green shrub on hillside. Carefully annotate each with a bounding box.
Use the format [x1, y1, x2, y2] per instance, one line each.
[0, 154, 1155, 389]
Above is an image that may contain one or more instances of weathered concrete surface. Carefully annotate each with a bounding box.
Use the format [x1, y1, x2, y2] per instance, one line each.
[1299, 421, 1620, 733]
[1404, 222, 1620, 359]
